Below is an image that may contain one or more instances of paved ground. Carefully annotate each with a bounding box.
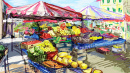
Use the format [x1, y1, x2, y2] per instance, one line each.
[85, 47, 130, 73]
[0, 38, 35, 73]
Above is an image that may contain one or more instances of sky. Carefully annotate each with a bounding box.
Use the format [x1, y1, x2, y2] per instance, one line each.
[5, 0, 100, 12]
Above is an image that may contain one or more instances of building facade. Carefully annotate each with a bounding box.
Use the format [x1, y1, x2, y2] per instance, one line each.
[100, 0, 127, 39]
[100, 0, 123, 14]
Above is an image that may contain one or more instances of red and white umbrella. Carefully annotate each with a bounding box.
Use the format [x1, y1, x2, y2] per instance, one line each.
[6, 1, 82, 19]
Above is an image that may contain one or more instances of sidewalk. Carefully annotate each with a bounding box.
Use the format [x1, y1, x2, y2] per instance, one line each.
[0, 38, 34, 73]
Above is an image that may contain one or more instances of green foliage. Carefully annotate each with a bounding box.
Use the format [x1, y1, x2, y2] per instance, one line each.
[96, 25, 100, 28]
[14, 23, 23, 31]
[31, 22, 38, 27]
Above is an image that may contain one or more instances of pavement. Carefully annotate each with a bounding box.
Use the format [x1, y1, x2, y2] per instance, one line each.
[86, 49, 130, 73]
[0, 37, 130, 73]
[0, 38, 35, 73]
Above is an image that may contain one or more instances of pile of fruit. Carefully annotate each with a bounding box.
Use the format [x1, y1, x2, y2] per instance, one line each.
[113, 45, 121, 49]
[89, 36, 102, 41]
[40, 33, 52, 39]
[53, 52, 73, 66]
[72, 26, 81, 36]
[48, 30, 56, 37]
[52, 52, 88, 69]
[36, 40, 56, 52]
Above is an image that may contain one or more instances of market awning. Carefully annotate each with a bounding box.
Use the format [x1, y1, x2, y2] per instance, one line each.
[80, 6, 125, 20]
[64, 6, 75, 11]
[6, 1, 82, 20]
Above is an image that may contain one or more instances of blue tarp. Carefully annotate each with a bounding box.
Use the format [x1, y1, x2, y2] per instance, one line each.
[73, 38, 126, 50]
[24, 33, 39, 40]
[28, 60, 51, 73]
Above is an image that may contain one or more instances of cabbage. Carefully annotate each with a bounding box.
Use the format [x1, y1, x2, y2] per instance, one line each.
[33, 52, 39, 56]
[34, 46, 40, 52]
[27, 48, 34, 53]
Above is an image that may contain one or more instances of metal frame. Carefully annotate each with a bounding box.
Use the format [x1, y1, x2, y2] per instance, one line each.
[0, 53, 9, 73]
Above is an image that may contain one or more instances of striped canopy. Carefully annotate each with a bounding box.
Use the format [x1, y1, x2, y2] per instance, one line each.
[64, 6, 75, 11]
[6, 1, 82, 19]
[80, 6, 125, 20]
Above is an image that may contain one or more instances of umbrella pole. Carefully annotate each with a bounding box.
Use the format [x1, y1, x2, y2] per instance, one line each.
[37, 22, 40, 40]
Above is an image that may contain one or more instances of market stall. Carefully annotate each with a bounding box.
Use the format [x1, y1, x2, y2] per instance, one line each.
[79, 5, 127, 53]
[5, 1, 105, 73]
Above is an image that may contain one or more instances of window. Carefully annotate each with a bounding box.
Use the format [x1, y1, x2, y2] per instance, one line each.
[113, 0, 116, 4]
[118, 8, 120, 12]
[107, 0, 110, 3]
[119, 0, 122, 3]
[118, 8, 122, 13]
[102, 0, 104, 3]
[113, 8, 116, 12]
[127, 10, 130, 14]
[107, 7, 109, 11]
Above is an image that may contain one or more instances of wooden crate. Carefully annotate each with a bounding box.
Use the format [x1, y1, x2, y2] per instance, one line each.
[4, 48, 8, 55]
[20, 42, 41, 49]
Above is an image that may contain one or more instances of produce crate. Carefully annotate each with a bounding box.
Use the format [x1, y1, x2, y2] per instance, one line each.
[20, 40, 42, 49]
[0, 48, 8, 60]
[4, 48, 8, 55]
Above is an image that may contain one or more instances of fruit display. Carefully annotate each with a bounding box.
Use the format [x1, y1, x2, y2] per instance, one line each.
[46, 49, 58, 60]
[66, 22, 72, 27]
[52, 52, 73, 66]
[72, 26, 81, 35]
[71, 62, 78, 68]
[93, 69, 103, 73]
[113, 45, 121, 49]
[83, 68, 93, 73]
[79, 63, 88, 69]
[40, 33, 52, 39]
[20, 21, 105, 73]
[43, 61, 63, 68]
[36, 40, 56, 52]
[89, 36, 102, 40]
[48, 30, 56, 37]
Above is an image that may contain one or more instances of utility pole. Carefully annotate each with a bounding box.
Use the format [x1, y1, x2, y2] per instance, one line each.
[0, 0, 3, 39]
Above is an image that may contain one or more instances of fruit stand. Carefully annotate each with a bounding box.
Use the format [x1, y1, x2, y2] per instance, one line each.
[6, 1, 106, 73]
